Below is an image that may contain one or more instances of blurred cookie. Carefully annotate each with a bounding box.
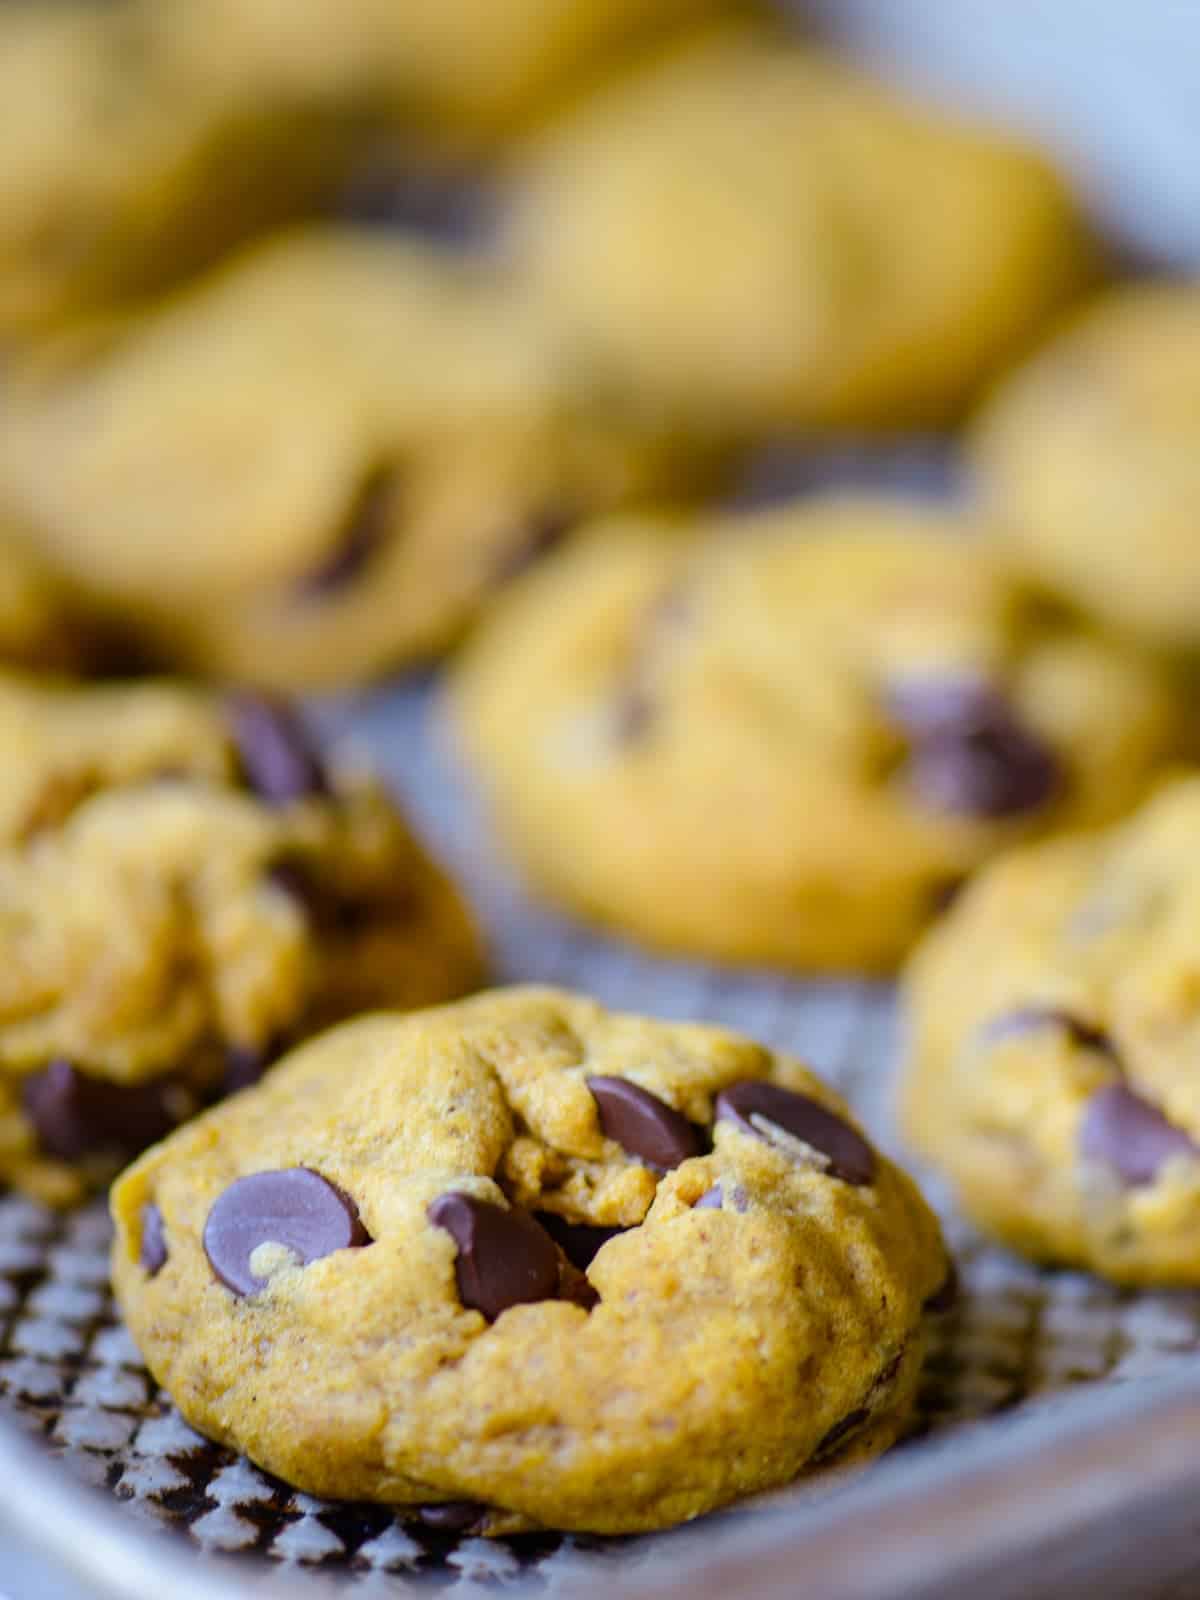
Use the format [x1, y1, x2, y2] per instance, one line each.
[903, 777, 1200, 1285]
[0, 229, 683, 689]
[111, 985, 947, 1532]
[0, 2, 361, 340]
[0, 676, 480, 1204]
[451, 497, 1181, 972]
[506, 24, 1094, 440]
[972, 284, 1200, 651]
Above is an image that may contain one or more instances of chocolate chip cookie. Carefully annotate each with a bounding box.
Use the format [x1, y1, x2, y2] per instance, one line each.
[451, 496, 1183, 973]
[111, 986, 948, 1533]
[0, 228, 680, 689]
[506, 23, 1093, 442]
[972, 284, 1200, 651]
[903, 776, 1200, 1286]
[0, 675, 480, 1205]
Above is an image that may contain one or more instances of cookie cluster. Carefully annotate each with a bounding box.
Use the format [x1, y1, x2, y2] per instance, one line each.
[0, 0, 1194, 1547]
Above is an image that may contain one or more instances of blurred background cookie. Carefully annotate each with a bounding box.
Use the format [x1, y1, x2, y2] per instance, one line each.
[504, 21, 1095, 444]
[451, 496, 1182, 972]
[971, 283, 1200, 652]
[0, 229, 693, 689]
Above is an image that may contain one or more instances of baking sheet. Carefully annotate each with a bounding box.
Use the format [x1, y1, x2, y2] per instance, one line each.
[4, 653, 1200, 1595]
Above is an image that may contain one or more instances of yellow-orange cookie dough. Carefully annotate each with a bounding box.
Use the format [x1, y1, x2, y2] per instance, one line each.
[112, 986, 948, 1533]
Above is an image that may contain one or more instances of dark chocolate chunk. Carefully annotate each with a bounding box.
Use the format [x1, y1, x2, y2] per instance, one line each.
[534, 1211, 624, 1270]
[694, 1182, 749, 1213]
[714, 1080, 876, 1186]
[1079, 1084, 1200, 1187]
[427, 1193, 559, 1321]
[295, 470, 395, 599]
[22, 1060, 179, 1162]
[139, 1204, 167, 1276]
[226, 692, 328, 806]
[415, 1501, 486, 1534]
[924, 1260, 959, 1313]
[203, 1168, 370, 1296]
[979, 1007, 1117, 1060]
[587, 1077, 704, 1172]
[889, 679, 1061, 819]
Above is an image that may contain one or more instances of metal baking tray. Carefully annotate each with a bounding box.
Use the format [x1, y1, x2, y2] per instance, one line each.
[5, 647, 1200, 1600]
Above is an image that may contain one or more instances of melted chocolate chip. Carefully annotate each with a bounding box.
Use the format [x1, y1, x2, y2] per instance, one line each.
[980, 1008, 1117, 1060]
[416, 1501, 486, 1534]
[139, 1204, 167, 1276]
[889, 680, 1061, 819]
[203, 1168, 370, 1296]
[694, 1182, 749, 1212]
[1079, 1084, 1200, 1187]
[534, 1212, 624, 1270]
[925, 1260, 959, 1312]
[341, 170, 497, 249]
[489, 509, 574, 586]
[815, 1407, 870, 1459]
[427, 1194, 559, 1321]
[224, 1045, 273, 1095]
[611, 584, 693, 747]
[226, 693, 328, 806]
[22, 1060, 179, 1162]
[714, 1081, 876, 1186]
[587, 1077, 704, 1172]
[295, 471, 395, 599]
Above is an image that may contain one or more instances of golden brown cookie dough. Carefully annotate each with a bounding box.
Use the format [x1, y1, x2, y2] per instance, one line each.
[972, 283, 1200, 652]
[903, 777, 1200, 1286]
[0, 228, 682, 689]
[111, 985, 948, 1533]
[451, 496, 1182, 973]
[0, 675, 480, 1205]
[505, 23, 1094, 442]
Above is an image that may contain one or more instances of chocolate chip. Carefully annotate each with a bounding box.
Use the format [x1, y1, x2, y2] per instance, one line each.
[979, 1007, 1117, 1060]
[341, 170, 497, 249]
[415, 1501, 486, 1534]
[714, 1081, 876, 1186]
[534, 1211, 624, 1270]
[489, 509, 573, 586]
[139, 1204, 167, 1276]
[587, 1077, 704, 1172]
[22, 1060, 179, 1162]
[694, 1182, 749, 1212]
[203, 1168, 370, 1296]
[224, 1045, 273, 1095]
[1079, 1084, 1200, 1187]
[612, 687, 656, 744]
[815, 1407, 870, 1459]
[925, 1260, 958, 1312]
[295, 470, 395, 599]
[427, 1194, 559, 1321]
[889, 680, 1061, 819]
[226, 693, 328, 806]
[611, 584, 693, 746]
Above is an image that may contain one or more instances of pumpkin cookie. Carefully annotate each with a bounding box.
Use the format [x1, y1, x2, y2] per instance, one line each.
[111, 986, 948, 1533]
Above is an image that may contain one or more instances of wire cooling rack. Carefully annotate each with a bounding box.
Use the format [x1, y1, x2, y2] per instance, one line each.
[4, 647, 1200, 1599]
